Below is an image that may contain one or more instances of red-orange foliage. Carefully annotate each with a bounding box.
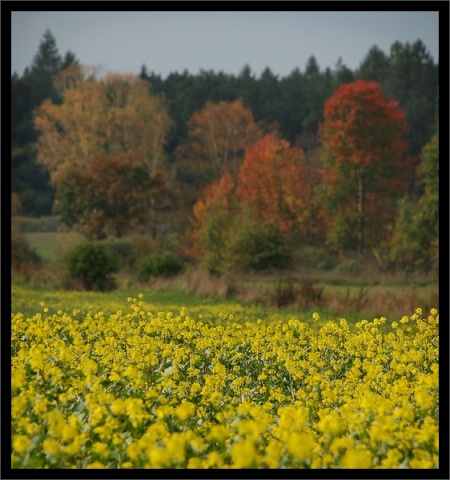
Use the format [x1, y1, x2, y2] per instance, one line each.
[192, 173, 237, 229]
[237, 133, 313, 232]
[55, 152, 166, 238]
[319, 80, 410, 256]
[321, 80, 408, 170]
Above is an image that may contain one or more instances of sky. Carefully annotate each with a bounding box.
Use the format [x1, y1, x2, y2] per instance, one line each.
[11, 11, 440, 79]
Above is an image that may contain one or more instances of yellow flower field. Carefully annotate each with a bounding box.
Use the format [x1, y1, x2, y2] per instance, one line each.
[11, 294, 439, 469]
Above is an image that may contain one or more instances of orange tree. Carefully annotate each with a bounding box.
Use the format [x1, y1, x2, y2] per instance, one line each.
[237, 132, 316, 238]
[319, 80, 410, 260]
[190, 133, 316, 272]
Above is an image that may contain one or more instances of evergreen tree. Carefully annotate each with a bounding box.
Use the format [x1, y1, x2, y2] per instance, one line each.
[334, 57, 354, 84]
[11, 30, 78, 216]
[384, 40, 438, 156]
[26, 30, 62, 105]
[356, 46, 390, 83]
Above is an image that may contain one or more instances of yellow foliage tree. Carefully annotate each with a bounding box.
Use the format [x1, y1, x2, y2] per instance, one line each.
[33, 65, 172, 184]
[176, 99, 260, 201]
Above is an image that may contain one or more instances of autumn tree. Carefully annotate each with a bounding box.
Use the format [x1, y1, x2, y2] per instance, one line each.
[176, 99, 260, 202]
[54, 152, 167, 239]
[320, 80, 409, 260]
[390, 125, 439, 273]
[191, 132, 313, 272]
[191, 171, 292, 274]
[237, 132, 316, 238]
[33, 66, 172, 185]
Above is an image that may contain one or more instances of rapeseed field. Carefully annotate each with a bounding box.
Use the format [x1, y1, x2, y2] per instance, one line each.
[11, 292, 439, 469]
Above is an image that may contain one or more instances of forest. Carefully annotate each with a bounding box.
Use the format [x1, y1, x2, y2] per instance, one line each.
[11, 30, 439, 283]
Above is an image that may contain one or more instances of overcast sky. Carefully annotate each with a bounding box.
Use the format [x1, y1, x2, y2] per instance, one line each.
[11, 11, 439, 79]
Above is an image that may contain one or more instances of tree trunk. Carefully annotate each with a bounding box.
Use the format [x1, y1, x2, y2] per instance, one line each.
[356, 168, 364, 261]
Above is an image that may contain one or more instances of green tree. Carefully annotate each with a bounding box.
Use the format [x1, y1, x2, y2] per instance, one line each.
[389, 126, 438, 273]
[414, 131, 439, 272]
[334, 57, 354, 85]
[384, 40, 438, 157]
[356, 46, 390, 84]
[191, 173, 238, 273]
[417, 126, 439, 236]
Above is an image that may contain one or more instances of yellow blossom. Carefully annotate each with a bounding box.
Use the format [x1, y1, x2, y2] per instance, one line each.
[230, 439, 258, 468]
[175, 401, 195, 422]
[42, 438, 60, 455]
[12, 435, 31, 454]
[340, 448, 372, 468]
[92, 442, 109, 458]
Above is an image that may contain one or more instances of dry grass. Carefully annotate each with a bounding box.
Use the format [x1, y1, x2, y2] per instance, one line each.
[132, 267, 438, 319]
[133, 268, 237, 299]
[326, 285, 439, 318]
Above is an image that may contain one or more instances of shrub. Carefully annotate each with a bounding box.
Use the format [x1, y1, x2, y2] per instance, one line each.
[137, 252, 185, 281]
[228, 217, 293, 272]
[101, 238, 135, 271]
[199, 211, 293, 275]
[97, 236, 159, 272]
[65, 242, 118, 291]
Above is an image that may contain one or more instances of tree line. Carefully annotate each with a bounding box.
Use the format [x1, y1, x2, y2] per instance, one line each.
[11, 30, 439, 273]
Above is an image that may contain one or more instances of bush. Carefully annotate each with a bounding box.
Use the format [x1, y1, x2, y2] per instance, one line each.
[228, 217, 293, 272]
[96, 236, 159, 272]
[65, 242, 119, 291]
[137, 252, 185, 281]
[101, 238, 135, 271]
